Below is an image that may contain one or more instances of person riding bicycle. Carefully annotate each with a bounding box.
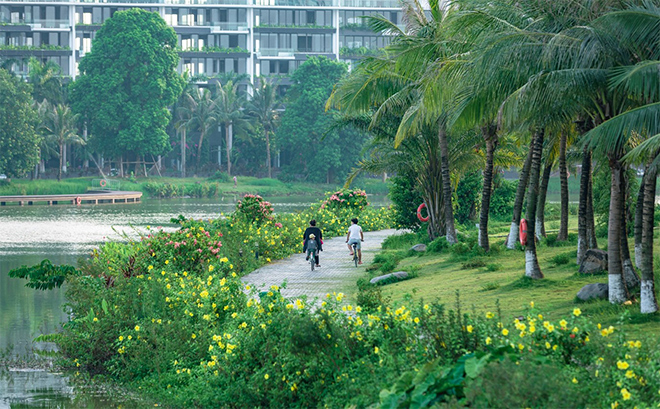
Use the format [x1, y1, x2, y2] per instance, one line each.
[303, 219, 323, 267]
[305, 233, 319, 264]
[346, 218, 364, 265]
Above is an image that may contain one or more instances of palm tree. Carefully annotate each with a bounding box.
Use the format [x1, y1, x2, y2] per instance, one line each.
[28, 57, 65, 105]
[185, 87, 217, 173]
[215, 80, 247, 177]
[248, 78, 281, 178]
[38, 102, 85, 182]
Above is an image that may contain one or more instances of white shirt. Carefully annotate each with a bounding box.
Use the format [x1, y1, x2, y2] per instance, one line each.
[348, 224, 362, 240]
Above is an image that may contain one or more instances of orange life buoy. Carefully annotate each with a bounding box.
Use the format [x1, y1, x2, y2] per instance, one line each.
[76, 197, 82, 205]
[417, 203, 430, 222]
[519, 218, 528, 246]
[100, 179, 107, 188]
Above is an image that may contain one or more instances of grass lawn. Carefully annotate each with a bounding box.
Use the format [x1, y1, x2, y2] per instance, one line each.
[353, 218, 660, 339]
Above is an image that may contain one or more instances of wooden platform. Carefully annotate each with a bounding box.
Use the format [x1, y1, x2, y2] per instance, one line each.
[0, 190, 142, 206]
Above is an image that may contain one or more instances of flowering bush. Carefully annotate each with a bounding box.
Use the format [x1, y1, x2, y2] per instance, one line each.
[235, 194, 274, 225]
[321, 188, 369, 211]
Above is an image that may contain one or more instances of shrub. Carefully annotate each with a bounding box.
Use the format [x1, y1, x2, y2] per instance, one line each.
[388, 173, 423, 231]
[208, 170, 231, 183]
[427, 237, 449, 253]
[551, 252, 572, 265]
[455, 171, 482, 224]
[489, 176, 517, 221]
[485, 263, 501, 272]
[320, 188, 369, 211]
[235, 194, 274, 225]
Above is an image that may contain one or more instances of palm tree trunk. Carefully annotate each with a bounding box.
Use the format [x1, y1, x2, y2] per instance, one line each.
[608, 155, 627, 303]
[634, 169, 645, 269]
[525, 129, 544, 279]
[558, 131, 569, 241]
[197, 130, 206, 173]
[641, 168, 658, 313]
[226, 123, 232, 177]
[58, 143, 63, 182]
[479, 126, 497, 251]
[419, 153, 445, 241]
[438, 125, 457, 244]
[507, 141, 534, 249]
[577, 146, 591, 264]
[587, 173, 597, 249]
[181, 127, 187, 178]
[619, 168, 639, 291]
[535, 161, 552, 240]
[265, 127, 272, 178]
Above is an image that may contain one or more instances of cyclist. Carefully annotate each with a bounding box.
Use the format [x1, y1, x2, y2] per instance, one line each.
[346, 218, 364, 264]
[303, 219, 323, 267]
[305, 234, 319, 264]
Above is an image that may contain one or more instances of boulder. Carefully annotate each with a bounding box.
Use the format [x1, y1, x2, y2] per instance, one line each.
[370, 271, 409, 285]
[578, 249, 608, 274]
[410, 244, 427, 252]
[577, 283, 609, 301]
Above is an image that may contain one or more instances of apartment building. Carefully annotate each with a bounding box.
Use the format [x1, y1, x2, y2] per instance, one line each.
[0, 0, 402, 82]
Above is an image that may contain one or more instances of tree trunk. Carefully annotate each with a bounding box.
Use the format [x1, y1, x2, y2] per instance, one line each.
[226, 123, 233, 177]
[438, 125, 457, 244]
[608, 155, 627, 303]
[558, 131, 569, 241]
[634, 169, 645, 269]
[62, 143, 67, 174]
[58, 143, 63, 182]
[618, 168, 639, 290]
[265, 128, 271, 178]
[577, 146, 591, 264]
[479, 125, 498, 251]
[587, 172, 597, 249]
[120, 156, 124, 178]
[181, 127, 187, 178]
[535, 161, 552, 240]
[197, 130, 206, 173]
[507, 141, 534, 249]
[525, 129, 544, 279]
[419, 152, 445, 241]
[641, 168, 659, 313]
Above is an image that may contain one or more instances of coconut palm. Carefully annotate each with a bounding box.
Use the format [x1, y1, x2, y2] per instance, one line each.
[248, 78, 281, 178]
[38, 102, 85, 182]
[185, 87, 217, 173]
[215, 80, 247, 177]
[28, 57, 66, 105]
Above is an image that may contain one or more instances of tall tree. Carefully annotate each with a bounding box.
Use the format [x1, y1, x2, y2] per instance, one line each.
[27, 57, 66, 105]
[215, 80, 246, 177]
[185, 87, 217, 172]
[248, 78, 281, 178]
[38, 102, 85, 182]
[70, 9, 184, 166]
[0, 69, 40, 177]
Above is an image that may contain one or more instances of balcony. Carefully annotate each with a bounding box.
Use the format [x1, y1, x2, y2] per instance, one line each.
[256, 48, 294, 58]
[209, 21, 249, 32]
[178, 46, 249, 56]
[76, 0, 249, 4]
[0, 45, 72, 56]
[254, 0, 337, 7]
[255, 24, 334, 33]
[0, 19, 70, 29]
[340, 0, 401, 7]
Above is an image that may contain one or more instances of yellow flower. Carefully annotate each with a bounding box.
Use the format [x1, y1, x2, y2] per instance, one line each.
[374, 347, 379, 354]
[545, 342, 551, 349]
[621, 388, 631, 400]
[135, 325, 140, 331]
[530, 301, 535, 308]
[485, 337, 492, 345]
[264, 374, 269, 380]
[466, 325, 473, 333]
[191, 333, 197, 339]
[119, 336, 124, 341]
[486, 312, 495, 319]
[572, 377, 578, 384]
[93, 317, 98, 322]
[208, 265, 214, 272]
[573, 308, 581, 316]
[502, 328, 509, 336]
[200, 290, 209, 298]
[617, 361, 629, 370]
[625, 370, 635, 379]
[165, 260, 169, 265]
[559, 319, 567, 328]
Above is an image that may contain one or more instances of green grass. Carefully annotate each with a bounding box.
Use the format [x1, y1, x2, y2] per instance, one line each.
[353, 218, 660, 339]
[0, 176, 372, 199]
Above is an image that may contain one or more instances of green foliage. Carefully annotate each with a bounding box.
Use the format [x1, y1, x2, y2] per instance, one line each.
[389, 173, 424, 231]
[382, 232, 427, 250]
[276, 57, 367, 183]
[70, 9, 185, 158]
[489, 176, 517, 221]
[142, 181, 219, 198]
[8, 259, 77, 290]
[235, 194, 274, 225]
[455, 171, 482, 224]
[0, 68, 40, 177]
[551, 252, 572, 265]
[427, 237, 449, 253]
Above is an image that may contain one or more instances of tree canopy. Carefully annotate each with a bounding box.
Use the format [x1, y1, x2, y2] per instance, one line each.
[0, 69, 40, 177]
[70, 8, 184, 159]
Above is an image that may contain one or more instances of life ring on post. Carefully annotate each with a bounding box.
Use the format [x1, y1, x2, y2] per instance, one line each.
[99, 179, 107, 188]
[417, 203, 430, 222]
[75, 197, 81, 205]
[519, 218, 528, 246]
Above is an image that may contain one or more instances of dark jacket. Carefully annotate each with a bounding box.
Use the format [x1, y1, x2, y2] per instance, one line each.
[302, 226, 323, 252]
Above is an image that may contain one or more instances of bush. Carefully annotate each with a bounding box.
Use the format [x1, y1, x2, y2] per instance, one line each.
[489, 176, 517, 221]
[551, 252, 572, 265]
[208, 171, 231, 183]
[389, 173, 423, 231]
[455, 171, 482, 224]
[235, 194, 274, 225]
[427, 237, 449, 253]
[321, 188, 369, 211]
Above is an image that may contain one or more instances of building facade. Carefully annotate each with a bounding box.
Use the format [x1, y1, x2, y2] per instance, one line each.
[0, 0, 402, 82]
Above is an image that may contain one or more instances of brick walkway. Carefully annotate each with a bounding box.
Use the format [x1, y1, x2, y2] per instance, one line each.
[242, 229, 401, 303]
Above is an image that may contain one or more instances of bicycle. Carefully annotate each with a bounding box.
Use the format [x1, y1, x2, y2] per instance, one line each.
[352, 243, 359, 267]
[309, 249, 317, 271]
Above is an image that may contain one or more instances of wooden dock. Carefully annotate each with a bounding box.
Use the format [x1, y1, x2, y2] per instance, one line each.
[0, 191, 143, 206]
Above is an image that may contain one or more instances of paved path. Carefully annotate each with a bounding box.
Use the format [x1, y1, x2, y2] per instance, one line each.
[242, 229, 402, 303]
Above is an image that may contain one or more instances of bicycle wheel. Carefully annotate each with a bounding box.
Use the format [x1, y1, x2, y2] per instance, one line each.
[353, 245, 358, 267]
[311, 252, 315, 271]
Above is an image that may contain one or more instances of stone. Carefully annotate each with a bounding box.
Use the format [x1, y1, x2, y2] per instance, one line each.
[576, 283, 609, 301]
[410, 244, 427, 252]
[578, 249, 608, 274]
[370, 271, 409, 285]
